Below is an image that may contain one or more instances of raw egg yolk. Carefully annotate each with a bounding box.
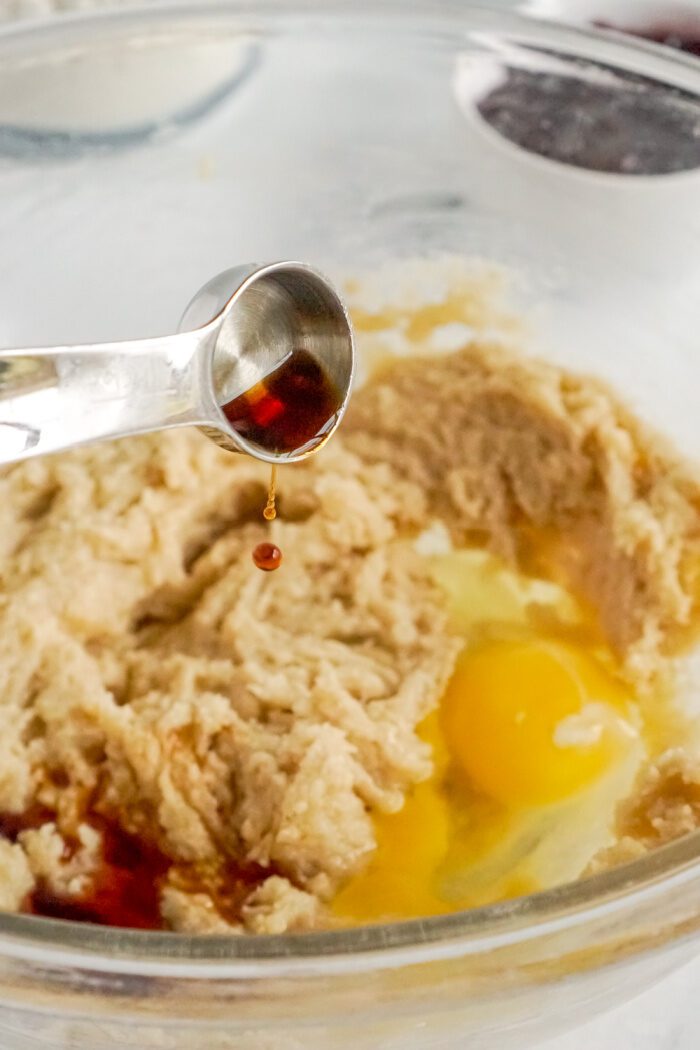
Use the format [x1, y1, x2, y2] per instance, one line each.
[443, 639, 632, 807]
[331, 712, 451, 922]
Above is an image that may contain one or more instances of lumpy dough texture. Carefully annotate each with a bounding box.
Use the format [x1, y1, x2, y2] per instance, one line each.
[0, 430, 459, 931]
[0, 265, 699, 931]
[344, 340, 700, 686]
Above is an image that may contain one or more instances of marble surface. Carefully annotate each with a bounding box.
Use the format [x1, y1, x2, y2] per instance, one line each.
[545, 952, 700, 1050]
[0, 0, 134, 18]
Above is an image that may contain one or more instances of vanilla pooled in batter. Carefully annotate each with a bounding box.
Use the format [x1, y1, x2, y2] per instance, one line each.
[0, 259, 698, 932]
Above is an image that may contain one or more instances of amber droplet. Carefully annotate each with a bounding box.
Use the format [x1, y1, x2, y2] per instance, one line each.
[253, 542, 282, 572]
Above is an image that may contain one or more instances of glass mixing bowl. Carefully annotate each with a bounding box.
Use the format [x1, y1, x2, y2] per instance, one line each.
[0, 3, 699, 1047]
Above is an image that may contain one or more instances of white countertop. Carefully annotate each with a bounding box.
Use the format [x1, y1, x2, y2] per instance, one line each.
[545, 952, 700, 1049]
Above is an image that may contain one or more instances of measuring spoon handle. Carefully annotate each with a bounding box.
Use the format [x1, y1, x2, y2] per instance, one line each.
[0, 328, 214, 466]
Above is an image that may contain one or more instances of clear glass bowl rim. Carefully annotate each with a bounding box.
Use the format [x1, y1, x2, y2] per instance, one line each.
[0, 0, 699, 976]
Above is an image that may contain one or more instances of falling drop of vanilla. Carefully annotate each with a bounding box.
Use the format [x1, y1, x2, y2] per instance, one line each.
[263, 465, 277, 522]
[252, 542, 282, 571]
[254, 467, 281, 571]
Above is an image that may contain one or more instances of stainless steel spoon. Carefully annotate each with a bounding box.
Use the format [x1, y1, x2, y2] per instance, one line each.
[0, 261, 355, 466]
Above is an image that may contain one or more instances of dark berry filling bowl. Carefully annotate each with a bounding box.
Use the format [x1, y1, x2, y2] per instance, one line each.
[522, 0, 700, 55]
[0, 4, 699, 1049]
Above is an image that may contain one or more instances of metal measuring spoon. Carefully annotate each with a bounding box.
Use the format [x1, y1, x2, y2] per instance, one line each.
[0, 261, 355, 466]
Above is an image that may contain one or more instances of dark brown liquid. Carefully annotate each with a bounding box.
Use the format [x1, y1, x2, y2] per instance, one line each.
[1, 808, 275, 930]
[222, 349, 341, 456]
[171, 859, 274, 927]
[594, 19, 700, 56]
[0, 805, 53, 842]
[32, 818, 169, 930]
[252, 542, 283, 572]
[0, 360, 341, 926]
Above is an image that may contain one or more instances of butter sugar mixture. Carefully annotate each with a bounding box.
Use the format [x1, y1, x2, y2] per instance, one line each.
[0, 260, 699, 932]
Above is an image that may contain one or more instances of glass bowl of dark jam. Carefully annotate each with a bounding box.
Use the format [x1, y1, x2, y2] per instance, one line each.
[0, 5, 698, 1049]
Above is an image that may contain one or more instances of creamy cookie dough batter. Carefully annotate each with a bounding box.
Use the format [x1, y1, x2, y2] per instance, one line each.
[0, 262, 698, 933]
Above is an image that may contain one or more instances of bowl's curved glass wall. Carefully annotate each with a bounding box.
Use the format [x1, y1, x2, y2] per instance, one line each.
[0, 5, 699, 1049]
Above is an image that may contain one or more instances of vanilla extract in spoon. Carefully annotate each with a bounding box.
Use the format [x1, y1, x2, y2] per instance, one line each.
[224, 350, 344, 572]
[221, 348, 343, 457]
